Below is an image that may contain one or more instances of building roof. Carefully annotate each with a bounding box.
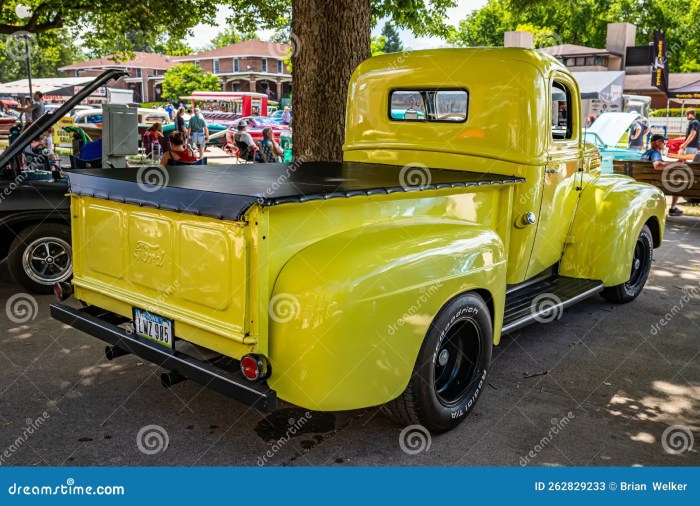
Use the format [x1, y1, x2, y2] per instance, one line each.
[174, 39, 290, 62]
[624, 72, 700, 92]
[58, 52, 175, 71]
[571, 71, 625, 99]
[539, 44, 615, 57]
[0, 76, 96, 95]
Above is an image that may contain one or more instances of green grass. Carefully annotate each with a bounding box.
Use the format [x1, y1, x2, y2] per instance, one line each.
[678, 202, 700, 217]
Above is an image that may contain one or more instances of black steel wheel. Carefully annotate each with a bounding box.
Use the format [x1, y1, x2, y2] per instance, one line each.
[382, 292, 492, 433]
[601, 224, 653, 304]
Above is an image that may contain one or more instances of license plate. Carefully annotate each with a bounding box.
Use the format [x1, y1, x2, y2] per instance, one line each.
[132, 308, 174, 351]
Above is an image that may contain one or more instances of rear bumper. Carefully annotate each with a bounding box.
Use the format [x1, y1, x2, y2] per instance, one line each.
[50, 303, 277, 413]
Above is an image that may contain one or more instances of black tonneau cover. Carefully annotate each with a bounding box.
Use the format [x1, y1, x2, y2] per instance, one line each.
[66, 162, 524, 220]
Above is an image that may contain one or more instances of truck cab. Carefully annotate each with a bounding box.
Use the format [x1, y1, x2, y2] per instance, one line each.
[50, 50, 666, 433]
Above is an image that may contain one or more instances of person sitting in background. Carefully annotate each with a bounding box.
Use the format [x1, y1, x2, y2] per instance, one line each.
[642, 134, 682, 217]
[143, 122, 165, 157]
[146, 122, 164, 142]
[160, 132, 198, 166]
[257, 127, 284, 162]
[40, 128, 59, 166]
[233, 122, 256, 161]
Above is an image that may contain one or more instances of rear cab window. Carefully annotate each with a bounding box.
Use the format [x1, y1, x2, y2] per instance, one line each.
[390, 89, 468, 123]
[551, 82, 573, 140]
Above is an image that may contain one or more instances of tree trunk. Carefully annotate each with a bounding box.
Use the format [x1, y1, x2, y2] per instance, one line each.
[291, 0, 371, 162]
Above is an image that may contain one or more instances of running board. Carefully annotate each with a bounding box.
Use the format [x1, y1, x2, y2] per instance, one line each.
[502, 276, 603, 334]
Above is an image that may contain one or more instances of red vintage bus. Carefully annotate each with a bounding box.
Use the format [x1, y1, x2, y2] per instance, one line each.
[181, 91, 269, 126]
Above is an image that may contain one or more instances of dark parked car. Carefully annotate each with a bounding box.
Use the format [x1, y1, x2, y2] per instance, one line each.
[0, 69, 127, 293]
[0, 173, 71, 293]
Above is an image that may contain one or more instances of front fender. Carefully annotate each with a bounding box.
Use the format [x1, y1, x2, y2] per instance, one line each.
[267, 217, 507, 411]
[560, 174, 666, 286]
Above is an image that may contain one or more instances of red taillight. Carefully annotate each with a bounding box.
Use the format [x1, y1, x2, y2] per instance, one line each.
[54, 282, 73, 302]
[240, 354, 270, 381]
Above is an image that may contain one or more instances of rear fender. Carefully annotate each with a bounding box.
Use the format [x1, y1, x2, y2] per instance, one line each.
[267, 217, 507, 411]
[560, 175, 666, 286]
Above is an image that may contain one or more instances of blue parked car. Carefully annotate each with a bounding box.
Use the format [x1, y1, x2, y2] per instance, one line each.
[585, 112, 644, 173]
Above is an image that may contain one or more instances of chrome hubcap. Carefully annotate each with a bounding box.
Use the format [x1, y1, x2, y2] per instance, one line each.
[22, 237, 72, 285]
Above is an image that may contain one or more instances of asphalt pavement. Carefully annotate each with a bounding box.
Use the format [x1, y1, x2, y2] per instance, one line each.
[0, 217, 698, 467]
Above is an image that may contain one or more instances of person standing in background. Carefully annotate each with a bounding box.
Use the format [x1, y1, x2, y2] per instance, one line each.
[188, 108, 209, 159]
[628, 116, 650, 151]
[681, 109, 699, 155]
[175, 107, 188, 144]
[15, 92, 45, 127]
[282, 106, 291, 125]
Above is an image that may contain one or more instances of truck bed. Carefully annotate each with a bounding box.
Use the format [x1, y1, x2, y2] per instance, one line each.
[66, 162, 525, 220]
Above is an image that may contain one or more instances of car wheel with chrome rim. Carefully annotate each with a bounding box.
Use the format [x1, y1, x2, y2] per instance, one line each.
[7, 224, 72, 294]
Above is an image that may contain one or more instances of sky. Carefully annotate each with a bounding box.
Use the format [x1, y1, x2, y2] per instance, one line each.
[185, 0, 488, 51]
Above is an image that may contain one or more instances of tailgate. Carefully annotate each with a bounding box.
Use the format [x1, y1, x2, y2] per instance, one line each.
[71, 195, 252, 357]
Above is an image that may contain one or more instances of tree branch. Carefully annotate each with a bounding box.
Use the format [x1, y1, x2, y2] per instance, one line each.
[0, 14, 64, 35]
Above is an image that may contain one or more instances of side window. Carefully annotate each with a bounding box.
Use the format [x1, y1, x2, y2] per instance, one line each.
[552, 81, 573, 140]
[389, 89, 468, 123]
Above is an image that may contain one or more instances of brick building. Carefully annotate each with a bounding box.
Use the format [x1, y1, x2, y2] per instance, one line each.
[173, 40, 292, 101]
[58, 52, 175, 102]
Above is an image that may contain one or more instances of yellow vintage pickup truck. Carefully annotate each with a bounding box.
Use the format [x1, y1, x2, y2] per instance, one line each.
[51, 49, 666, 433]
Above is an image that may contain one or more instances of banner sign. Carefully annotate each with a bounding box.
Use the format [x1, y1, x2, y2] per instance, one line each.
[651, 30, 669, 94]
